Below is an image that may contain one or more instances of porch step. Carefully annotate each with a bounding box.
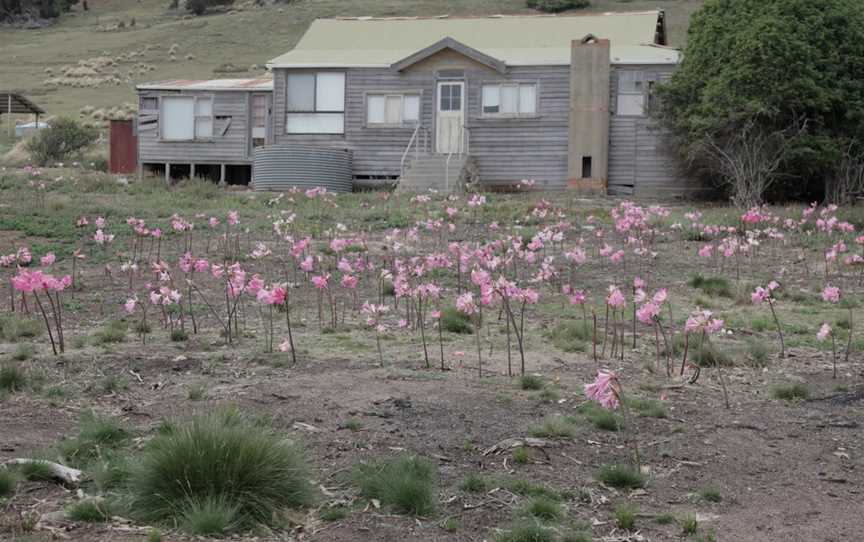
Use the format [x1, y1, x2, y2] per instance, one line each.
[397, 153, 470, 193]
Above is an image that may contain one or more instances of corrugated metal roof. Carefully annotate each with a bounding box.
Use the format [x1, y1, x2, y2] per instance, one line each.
[135, 78, 273, 92]
[268, 11, 679, 68]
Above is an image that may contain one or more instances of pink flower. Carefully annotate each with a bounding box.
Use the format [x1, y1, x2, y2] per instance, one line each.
[822, 285, 841, 304]
[767, 280, 780, 292]
[210, 264, 224, 279]
[76, 216, 89, 227]
[633, 276, 646, 290]
[124, 297, 137, 314]
[636, 301, 660, 324]
[208, 217, 220, 228]
[341, 274, 359, 289]
[227, 211, 239, 226]
[300, 256, 314, 272]
[751, 286, 770, 305]
[584, 370, 620, 410]
[606, 285, 626, 309]
[456, 292, 477, 315]
[817, 323, 832, 342]
[40, 252, 55, 267]
[193, 259, 210, 273]
[568, 289, 587, 306]
[652, 288, 668, 305]
[95, 216, 106, 228]
[430, 310, 441, 319]
[311, 274, 330, 290]
[279, 339, 293, 352]
[698, 245, 713, 258]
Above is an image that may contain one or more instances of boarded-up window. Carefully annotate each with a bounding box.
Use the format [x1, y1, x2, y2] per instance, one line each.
[139, 96, 158, 111]
[616, 71, 645, 116]
[481, 83, 537, 116]
[286, 72, 345, 134]
[365, 93, 420, 126]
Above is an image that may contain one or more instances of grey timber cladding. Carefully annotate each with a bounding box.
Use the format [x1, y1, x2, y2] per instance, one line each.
[137, 90, 251, 164]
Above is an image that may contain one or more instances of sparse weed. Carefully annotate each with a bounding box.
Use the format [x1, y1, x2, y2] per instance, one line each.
[66, 499, 112, 522]
[0, 365, 27, 392]
[596, 464, 645, 489]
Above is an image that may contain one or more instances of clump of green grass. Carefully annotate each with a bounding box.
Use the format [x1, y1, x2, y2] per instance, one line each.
[92, 320, 127, 345]
[519, 496, 563, 522]
[655, 512, 676, 524]
[439, 306, 474, 334]
[459, 473, 491, 493]
[0, 314, 43, 342]
[187, 383, 207, 401]
[180, 495, 241, 536]
[561, 530, 592, 542]
[750, 317, 770, 332]
[746, 339, 770, 367]
[91, 453, 131, 491]
[128, 409, 313, 532]
[342, 418, 362, 432]
[699, 487, 722, 503]
[596, 464, 646, 489]
[12, 343, 35, 361]
[100, 374, 128, 394]
[442, 517, 460, 532]
[689, 275, 732, 298]
[66, 499, 112, 522]
[319, 506, 348, 522]
[17, 460, 56, 482]
[680, 513, 698, 535]
[615, 504, 636, 530]
[147, 529, 162, 542]
[496, 520, 555, 542]
[529, 415, 578, 438]
[59, 411, 131, 467]
[520, 375, 545, 390]
[667, 335, 733, 368]
[547, 321, 590, 353]
[0, 469, 18, 497]
[771, 383, 809, 401]
[578, 401, 620, 431]
[626, 397, 667, 418]
[501, 478, 562, 501]
[513, 447, 531, 464]
[538, 387, 560, 403]
[0, 364, 27, 392]
[171, 329, 189, 342]
[353, 454, 437, 516]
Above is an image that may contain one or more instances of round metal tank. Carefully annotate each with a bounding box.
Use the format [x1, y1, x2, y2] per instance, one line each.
[252, 145, 353, 192]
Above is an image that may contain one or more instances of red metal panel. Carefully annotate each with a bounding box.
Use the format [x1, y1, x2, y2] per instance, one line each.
[109, 119, 138, 174]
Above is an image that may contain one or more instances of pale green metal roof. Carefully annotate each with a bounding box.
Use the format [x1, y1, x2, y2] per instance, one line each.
[267, 11, 679, 69]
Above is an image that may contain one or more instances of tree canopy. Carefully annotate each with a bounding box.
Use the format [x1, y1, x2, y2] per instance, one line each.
[656, 0, 864, 202]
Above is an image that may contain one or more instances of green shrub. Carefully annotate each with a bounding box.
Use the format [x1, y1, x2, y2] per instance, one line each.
[548, 321, 589, 353]
[0, 365, 27, 392]
[615, 504, 636, 530]
[689, 275, 733, 298]
[771, 383, 809, 401]
[529, 415, 578, 438]
[520, 375, 544, 390]
[26, 118, 98, 166]
[440, 306, 474, 334]
[129, 409, 313, 530]
[526, 0, 590, 14]
[59, 411, 130, 467]
[66, 499, 112, 522]
[596, 464, 645, 489]
[0, 468, 18, 497]
[353, 455, 437, 516]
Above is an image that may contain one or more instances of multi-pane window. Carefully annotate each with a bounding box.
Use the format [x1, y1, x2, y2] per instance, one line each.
[161, 96, 213, 141]
[616, 71, 646, 116]
[139, 96, 158, 111]
[285, 72, 345, 134]
[439, 84, 462, 111]
[366, 93, 420, 126]
[481, 83, 536, 116]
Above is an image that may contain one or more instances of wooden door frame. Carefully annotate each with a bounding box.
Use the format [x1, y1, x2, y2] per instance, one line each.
[435, 80, 465, 154]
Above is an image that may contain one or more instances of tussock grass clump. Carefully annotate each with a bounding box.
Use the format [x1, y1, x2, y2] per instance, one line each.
[440, 306, 474, 334]
[459, 473, 492, 493]
[128, 409, 313, 532]
[353, 454, 437, 516]
[319, 506, 348, 522]
[771, 383, 809, 401]
[92, 320, 127, 345]
[529, 415, 578, 438]
[746, 339, 770, 367]
[501, 478, 562, 501]
[626, 397, 667, 419]
[495, 520, 555, 542]
[596, 464, 646, 489]
[170, 329, 189, 342]
[699, 487, 722, 503]
[59, 411, 131, 467]
[689, 275, 733, 298]
[0, 315, 43, 342]
[12, 343, 35, 361]
[668, 335, 733, 368]
[680, 513, 698, 535]
[519, 496, 563, 522]
[66, 499, 112, 522]
[0, 365, 27, 392]
[655, 512, 676, 524]
[578, 401, 620, 431]
[513, 447, 531, 464]
[180, 496, 241, 536]
[186, 383, 207, 401]
[520, 374, 545, 390]
[17, 460, 56, 482]
[0, 469, 18, 497]
[615, 504, 636, 530]
[91, 453, 131, 491]
[548, 321, 590, 353]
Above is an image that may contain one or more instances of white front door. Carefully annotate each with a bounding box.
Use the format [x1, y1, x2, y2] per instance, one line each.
[436, 81, 464, 154]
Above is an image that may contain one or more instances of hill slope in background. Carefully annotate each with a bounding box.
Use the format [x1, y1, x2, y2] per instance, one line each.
[0, 0, 703, 118]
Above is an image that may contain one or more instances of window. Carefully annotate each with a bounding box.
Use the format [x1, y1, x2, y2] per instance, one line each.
[439, 84, 462, 112]
[285, 72, 345, 134]
[582, 156, 592, 179]
[366, 93, 420, 126]
[481, 83, 537, 116]
[161, 96, 213, 141]
[251, 94, 267, 146]
[616, 71, 645, 116]
[140, 96, 157, 111]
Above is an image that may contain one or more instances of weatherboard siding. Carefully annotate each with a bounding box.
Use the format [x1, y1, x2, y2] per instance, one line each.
[138, 90, 251, 164]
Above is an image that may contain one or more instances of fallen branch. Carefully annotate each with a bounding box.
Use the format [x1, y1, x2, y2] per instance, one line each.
[4, 459, 84, 485]
[482, 437, 558, 456]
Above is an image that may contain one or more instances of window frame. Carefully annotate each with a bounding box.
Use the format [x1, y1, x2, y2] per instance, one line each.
[285, 71, 346, 135]
[363, 90, 423, 128]
[615, 70, 658, 118]
[159, 94, 214, 142]
[479, 80, 539, 119]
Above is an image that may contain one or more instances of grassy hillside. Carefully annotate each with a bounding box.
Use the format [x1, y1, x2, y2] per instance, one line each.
[0, 0, 703, 118]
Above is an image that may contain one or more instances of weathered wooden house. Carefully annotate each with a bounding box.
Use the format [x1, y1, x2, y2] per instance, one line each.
[137, 10, 692, 196]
